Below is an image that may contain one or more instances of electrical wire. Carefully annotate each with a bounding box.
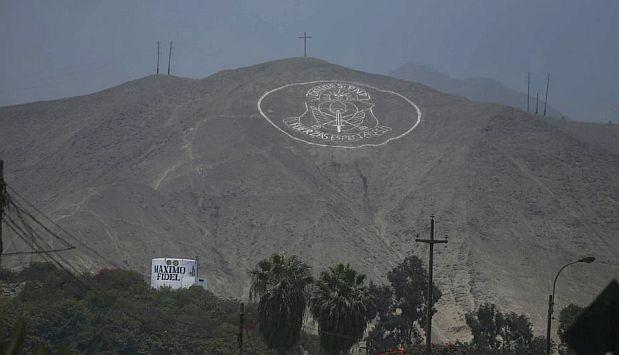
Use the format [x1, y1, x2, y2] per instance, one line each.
[2, 247, 75, 256]
[9, 200, 74, 249]
[3, 186, 367, 344]
[2, 205, 218, 342]
[3, 214, 92, 291]
[7, 185, 119, 268]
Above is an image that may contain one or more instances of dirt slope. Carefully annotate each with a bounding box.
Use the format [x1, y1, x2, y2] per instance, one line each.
[1, 58, 617, 341]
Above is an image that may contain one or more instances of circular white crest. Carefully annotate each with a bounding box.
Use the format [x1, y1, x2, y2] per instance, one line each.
[257, 81, 421, 148]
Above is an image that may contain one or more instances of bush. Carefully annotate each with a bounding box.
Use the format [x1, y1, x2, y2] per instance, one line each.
[0, 267, 17, 282]
[0, 262, 307, 353]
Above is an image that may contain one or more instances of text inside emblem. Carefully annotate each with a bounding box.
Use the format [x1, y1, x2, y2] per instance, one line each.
[257, 80, 422, 148]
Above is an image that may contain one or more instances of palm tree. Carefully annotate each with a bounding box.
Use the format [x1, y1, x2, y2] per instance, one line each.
[249, 253, 313, 355]
[310, 263, 371, 355]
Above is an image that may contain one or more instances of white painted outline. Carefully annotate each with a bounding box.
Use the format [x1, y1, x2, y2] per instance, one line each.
[257, 80, 422, 149]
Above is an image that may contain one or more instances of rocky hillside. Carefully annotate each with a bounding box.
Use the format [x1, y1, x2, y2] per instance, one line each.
[543, 117, 619, 156]
[0, 58, 617, 341]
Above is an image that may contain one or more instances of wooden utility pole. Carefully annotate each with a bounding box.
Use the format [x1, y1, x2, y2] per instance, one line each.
[0, 160, 5, 267]
[298, 32, 312, 57]
[157, 41, 160, 75]
[535, 92, 539, 115]
[415, 216, 448, 354]
[527, 72, 530, 112]
[238, 302, 244, 355]
[167, 41, 173, 75]
[543, 73, 550, 116]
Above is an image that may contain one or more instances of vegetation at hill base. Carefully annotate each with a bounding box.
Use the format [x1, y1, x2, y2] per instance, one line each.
[0, 262, 317, 354]
[248, 254, 565, 355]
[464, 303, 548, 354]
[366, 255, 441, 352]
[1, 257, 581, 354]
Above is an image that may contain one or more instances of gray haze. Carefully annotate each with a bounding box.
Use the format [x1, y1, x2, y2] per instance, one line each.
[1, 0, 617, 122]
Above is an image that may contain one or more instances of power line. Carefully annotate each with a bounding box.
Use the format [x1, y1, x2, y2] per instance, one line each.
[3, 208, 215, 341]
[9, 199, 75, 249]
[8, 193, 228, 333]
[3, 184, 366, 347]
[12, 207, 76, 266]
[0, 214, 74, 257]
[1, 247, 75, 257]
[3, 190, 107, 288]
[6, 185, 120, 268]
[3, 213, 91, 290]
[1, 185, 248, 347]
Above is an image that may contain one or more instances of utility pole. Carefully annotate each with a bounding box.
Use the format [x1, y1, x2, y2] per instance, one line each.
[298, 32, 312, 57]
[543, 73, 550, 116]
[535, 92, 539, 115]
[527, 72, 530, 112]
[238, 302, 244, 355]
[415, 216, 448, 354]
[195, 255, 199, 278]
[167, 40, 173, 75]
[546, 294, 553, 354]
[157, 41, 160, 75]
[0, 160, 5, 268]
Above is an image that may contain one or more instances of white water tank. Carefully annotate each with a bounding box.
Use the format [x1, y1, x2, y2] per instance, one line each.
[151, 258, 206, 290]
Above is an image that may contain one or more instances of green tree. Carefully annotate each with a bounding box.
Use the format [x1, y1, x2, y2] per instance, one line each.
[366, 255, 441, 353]
[502, 312, 536, 354]
[249, 254, 313, 355]
[365, 315, 407, 354]
[557, 304, 584, 355]
[310, 263, 371, 355]
[388, 255, 440, 348]
[465, 303, 504, 351]
[366, 283, 401, 353]
[466, 302, 548, 354]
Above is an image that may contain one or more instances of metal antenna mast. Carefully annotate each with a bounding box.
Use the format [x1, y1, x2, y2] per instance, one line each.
[527, 72, 530, 112]
[167, 41, 173, 75]
[156, 41, 160, 75]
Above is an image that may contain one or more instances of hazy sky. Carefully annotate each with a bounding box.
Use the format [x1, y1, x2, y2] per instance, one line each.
[1, 0, 617, 121]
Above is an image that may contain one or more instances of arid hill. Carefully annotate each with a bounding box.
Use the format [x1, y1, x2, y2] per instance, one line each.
[1, 58, 617, 341]
[542, 117, 619, 156]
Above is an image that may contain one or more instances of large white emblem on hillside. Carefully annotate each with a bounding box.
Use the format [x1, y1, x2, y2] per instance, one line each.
[258, 81, 421, 148]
